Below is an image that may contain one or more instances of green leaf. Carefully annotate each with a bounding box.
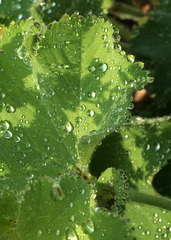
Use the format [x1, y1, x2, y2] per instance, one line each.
[0, 188, 19, 239]
[131, 1, 171, 108]
[0, 15, 149, 188]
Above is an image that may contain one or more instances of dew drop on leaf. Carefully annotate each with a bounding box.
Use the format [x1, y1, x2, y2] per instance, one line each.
[87, 109, 95, 117]
[55, 229, 60, 236]
[66, 228, 78, 240]
[0, 120, 10, 133]
[17, 45, 27, 59]
[82, 219, 95, 234]
[155, 143, 161, 151]
[37, 230, 42, 238]
[6, 105, 15, 113]
[99, 63, 108, 72]
[127, 54, 135, 63]
[3, 130, 12, 139]
[65, 121, 73, 133]
[88, 91, 96, 98]
[88, 66, 96, 72]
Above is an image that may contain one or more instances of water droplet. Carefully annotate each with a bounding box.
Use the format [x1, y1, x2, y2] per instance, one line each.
[99, 63, 108, 72]
[14, 136, 20, 142]
[155, 143, 160, 151]
[6, 105, 15, 113]
[93, 58, 99, 63]
[17, 45, 27, 59]
[127, 54, 135, 63]
[55, 229, 60, 236]
[65, 122, 73, 133]
[3, 130, 12, 139]
[88, 91, 96, 98]
[82, 220, 94, 234]
[88, 66, 96, 72]
[66, 228, 78, 240]
[37, 230, 42, 238]
[0, 120, 10, 133]
[75, 117, 82, 124]
[101, 34, 107, 40]
[80, 105, 86, 111]
[68, 215, 75, 222]
[87, 109, 95, 117]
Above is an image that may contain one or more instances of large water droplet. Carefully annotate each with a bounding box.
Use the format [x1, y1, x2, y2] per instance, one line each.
[65, 121, 73, 133]
[99, 63, 108, 72]
[82, 220, 95, 234]
[6, 105, 15, 113]
[66, 228, 78, 240]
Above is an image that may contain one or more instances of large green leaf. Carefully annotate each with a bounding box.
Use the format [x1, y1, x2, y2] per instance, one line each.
[0, 15, 149, 189]
[131, 0, 171, 110]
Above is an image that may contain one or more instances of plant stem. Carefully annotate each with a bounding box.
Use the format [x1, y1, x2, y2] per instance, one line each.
[127, 188, 171, 211]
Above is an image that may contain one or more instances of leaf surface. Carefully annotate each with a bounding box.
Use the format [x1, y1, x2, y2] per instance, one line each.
[90, 117, 171, 239]
[17, 174, 132, 240]
[0, 15, 149, 189]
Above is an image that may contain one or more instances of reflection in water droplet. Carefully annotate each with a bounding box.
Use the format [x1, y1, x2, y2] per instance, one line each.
[6, 105, 15, 113]
[66, 228, 78, 240]
[3, 130, 12, 139]
[82, 219, 94, 234]
[99, 63, 108, 72]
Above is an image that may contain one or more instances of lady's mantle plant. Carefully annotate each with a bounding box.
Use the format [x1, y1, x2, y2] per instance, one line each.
[0, 0, 171, 240]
